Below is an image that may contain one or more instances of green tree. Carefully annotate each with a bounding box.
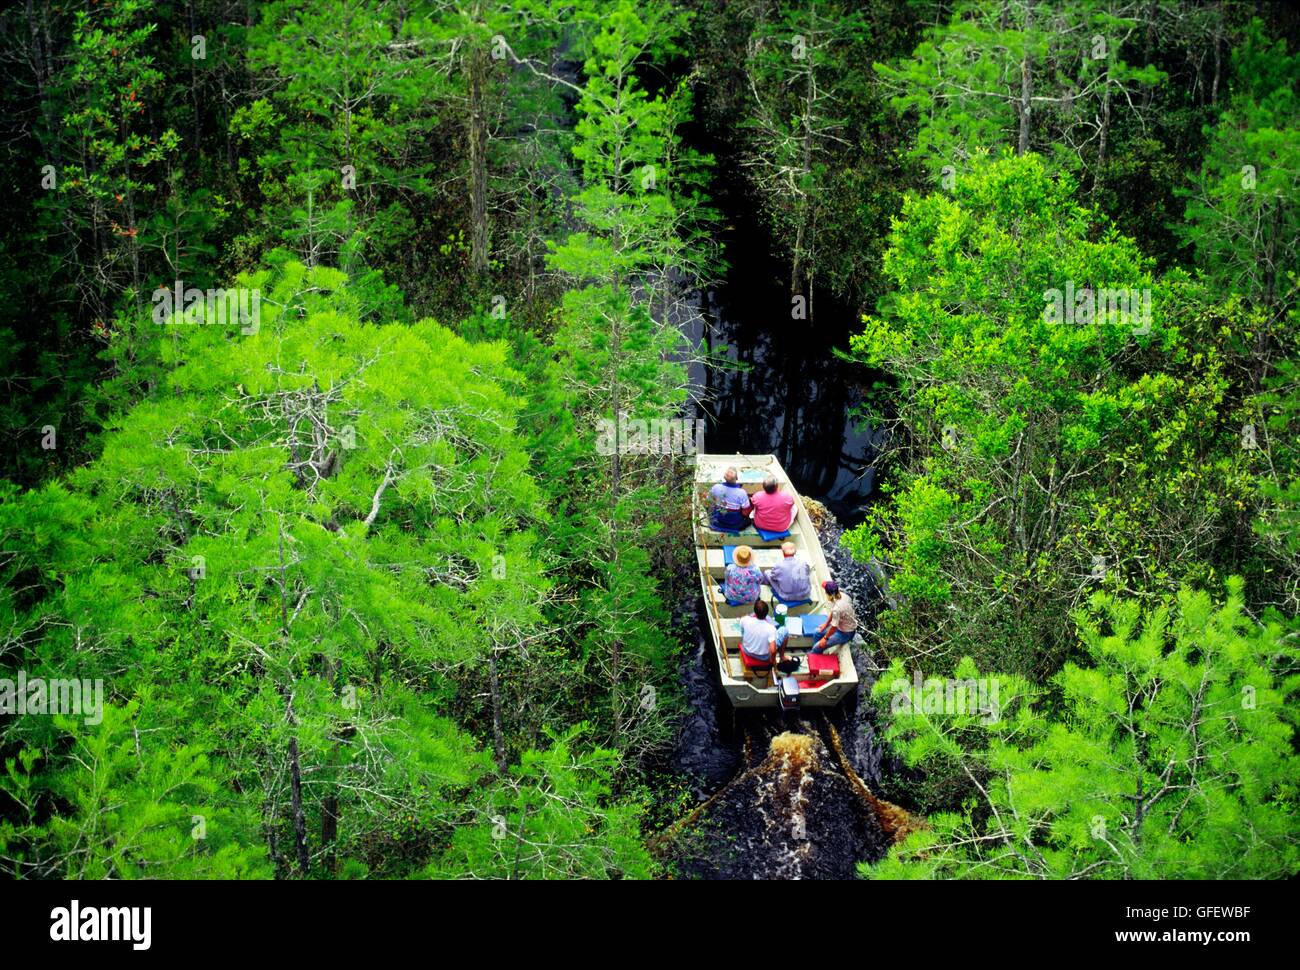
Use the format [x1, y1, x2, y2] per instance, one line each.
[1177, 17, 1300, 312]
[875, 0, 1164, 187]
[739, 0, 872, 304]
[844, 153, 1277, 677]
[428, 724, 653, 879]
[864, 581, 1299, 880]
[0, 257, 573, 878]
[543, 0, 708, 747]
[239, 0, 442, 285]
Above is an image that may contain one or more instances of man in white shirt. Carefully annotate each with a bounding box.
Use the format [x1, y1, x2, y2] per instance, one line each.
[738, 599, 789, 667]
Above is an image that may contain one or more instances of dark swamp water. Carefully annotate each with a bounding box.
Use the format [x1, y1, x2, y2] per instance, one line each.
[683, 193, 887, 526]
[662, 513, 900, 881]
[659, 155, 909, 879]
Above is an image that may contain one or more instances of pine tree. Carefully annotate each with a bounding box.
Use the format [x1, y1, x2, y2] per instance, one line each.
[865, 580, 1299, 880]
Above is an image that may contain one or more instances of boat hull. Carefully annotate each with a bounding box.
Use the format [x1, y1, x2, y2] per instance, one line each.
[694, 454, 860, 709]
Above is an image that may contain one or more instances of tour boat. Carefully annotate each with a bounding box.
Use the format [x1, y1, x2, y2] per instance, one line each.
[694, 454, 859, 709]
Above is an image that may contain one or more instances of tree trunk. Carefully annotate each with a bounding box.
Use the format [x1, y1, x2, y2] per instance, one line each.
[1264, 193, 1282, 308]
[1093, 67, 1111, 198]
[468, 42, 490, 277]
[791, 17, 816, 299]
[488, 651, 508, 771]
[188, 0, 201, 152]
[264, 805, 285, 879]
[288, 735, 310, 876]
[26, 0, 58, 151]
[610, 328, 623, 738]
[320, 794, 338, 875]
[1211, 1, 1223, 107]
[609, 70, 627, 740]
[1017, 9, 1033, 156]
[1140, 0, 1156, 108]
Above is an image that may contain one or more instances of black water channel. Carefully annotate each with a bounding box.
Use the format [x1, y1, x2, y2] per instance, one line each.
[662, 150, 902, 879]
[683, 194, 886, 525]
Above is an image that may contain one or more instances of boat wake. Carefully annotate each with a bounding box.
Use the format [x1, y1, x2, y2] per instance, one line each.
[661, 508, 921, 879]
[666, 708, 888, 879]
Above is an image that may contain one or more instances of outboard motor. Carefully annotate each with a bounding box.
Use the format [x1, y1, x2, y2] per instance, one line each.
[778, 674, 800, 712]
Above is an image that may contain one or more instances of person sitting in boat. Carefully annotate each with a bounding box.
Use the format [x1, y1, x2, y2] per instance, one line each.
[761, 541, 813, 607]
[749, 475, 796, 540]
[708, 467, 751, 533]
[811, 580, 858, 654]
[719, 545, 763, 607]
[739, 599, 788, 669]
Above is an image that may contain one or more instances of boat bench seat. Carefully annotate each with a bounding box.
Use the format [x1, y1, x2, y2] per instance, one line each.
[719, 645, 837, 686]
[702, 547, 784, 578]
[707, 585, 818, 617]
[723, 654, 748, 679]
[696, 523, 788, 548]
[709, 593, 758, 618]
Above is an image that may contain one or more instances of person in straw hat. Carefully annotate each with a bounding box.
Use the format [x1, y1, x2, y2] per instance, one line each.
[719, 544, 763, 606]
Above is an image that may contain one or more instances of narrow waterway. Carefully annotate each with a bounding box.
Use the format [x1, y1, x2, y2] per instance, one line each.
[662, 148, 909, 878]
[663, 509, 898, 879]
[684, 159, 887, 526]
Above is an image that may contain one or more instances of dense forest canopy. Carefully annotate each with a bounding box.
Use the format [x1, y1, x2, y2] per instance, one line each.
[0, 0, 1296, 881]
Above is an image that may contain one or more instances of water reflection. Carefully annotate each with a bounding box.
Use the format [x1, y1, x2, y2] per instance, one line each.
[686, 271, 882, 526]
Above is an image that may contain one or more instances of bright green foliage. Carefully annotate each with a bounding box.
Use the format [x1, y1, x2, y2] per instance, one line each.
[865, 581, 1299, 880]
[2, 0, 1297, 885]
[547, 0, 705, 422]
[542, 0, 707, 747]
[1252, 339, 1300, 614]
[0, 258, 649, 878]
[2, 704, 269, 879]
[239, 1, 443, 279]
[845, 153, 1285, 677]
[429, 724, 652, 879]
[848, 154, 1147, 671]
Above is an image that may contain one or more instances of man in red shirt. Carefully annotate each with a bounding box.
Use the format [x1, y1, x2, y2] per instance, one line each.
[750, 475, 796, 538]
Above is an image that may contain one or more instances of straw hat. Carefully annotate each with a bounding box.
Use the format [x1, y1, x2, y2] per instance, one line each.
[733, 545, 753, 566]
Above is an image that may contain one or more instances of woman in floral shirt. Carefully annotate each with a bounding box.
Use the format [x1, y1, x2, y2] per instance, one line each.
[720, 545, 763, 606]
